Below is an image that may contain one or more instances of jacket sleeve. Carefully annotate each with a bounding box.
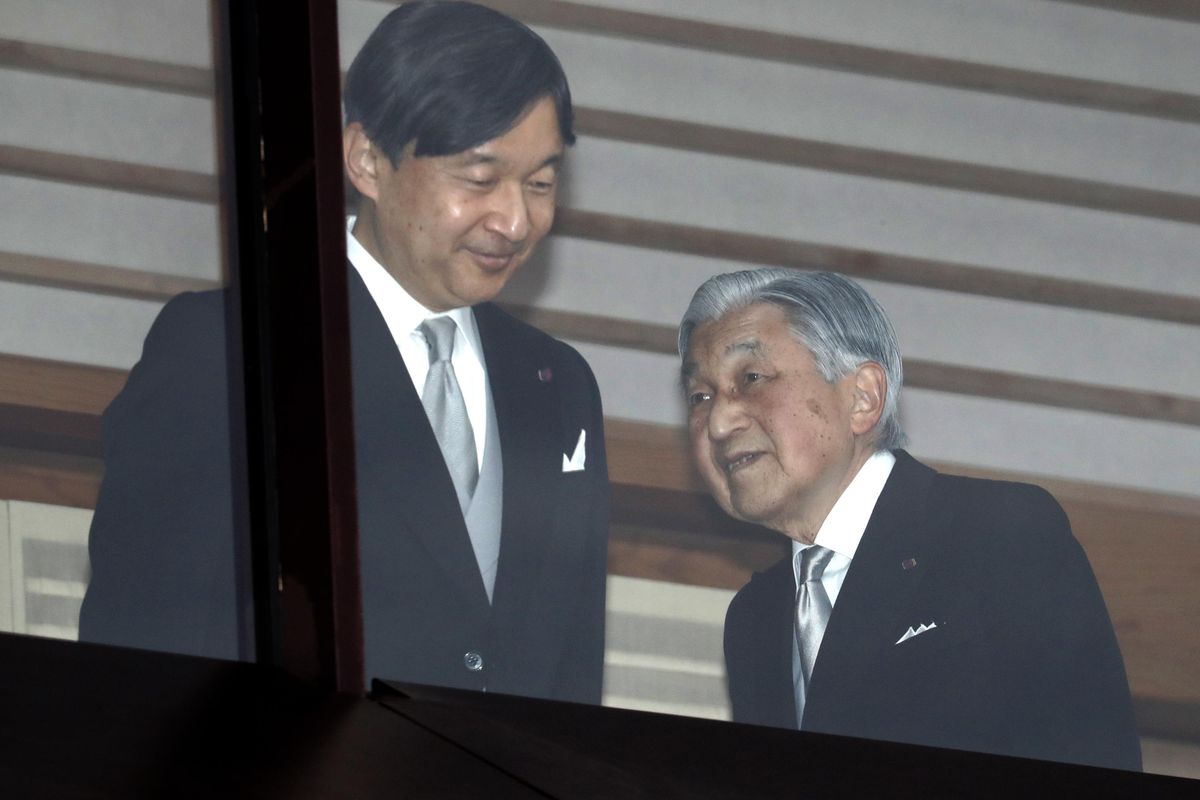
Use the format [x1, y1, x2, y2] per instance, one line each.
[982, 483, 1142, 771]
[77, 291, 247, 660]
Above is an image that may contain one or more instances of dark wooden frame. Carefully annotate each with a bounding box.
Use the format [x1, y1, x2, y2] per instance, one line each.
[218, 0, 363, 693]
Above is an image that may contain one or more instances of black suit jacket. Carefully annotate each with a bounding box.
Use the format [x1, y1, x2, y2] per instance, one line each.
[724, 451, 1141, 770]
[80, 269, 609, 704]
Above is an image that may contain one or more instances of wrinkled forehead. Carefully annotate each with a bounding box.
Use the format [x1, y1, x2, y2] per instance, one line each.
[681, 303, 796, 382]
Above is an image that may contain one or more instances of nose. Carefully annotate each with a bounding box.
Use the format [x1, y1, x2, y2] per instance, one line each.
[484, 181, 531, 243]
[706, 390, 749, 442]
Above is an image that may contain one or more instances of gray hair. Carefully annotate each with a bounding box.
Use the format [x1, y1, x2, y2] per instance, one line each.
[678, 268, 906, 451]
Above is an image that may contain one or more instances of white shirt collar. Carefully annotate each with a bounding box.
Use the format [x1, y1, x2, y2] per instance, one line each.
[345, 215, 483, 358]
[793, 449, 897, 563]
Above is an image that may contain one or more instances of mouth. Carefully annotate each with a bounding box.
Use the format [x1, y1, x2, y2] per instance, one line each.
[465, 247, 520, 272]
[723, 451, 761, 474]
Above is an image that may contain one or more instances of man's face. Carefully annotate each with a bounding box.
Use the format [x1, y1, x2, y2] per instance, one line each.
[683, 302, 867, 543]
[348, 96, 563, 311]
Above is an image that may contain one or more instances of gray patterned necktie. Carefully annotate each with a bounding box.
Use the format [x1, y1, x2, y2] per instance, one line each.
[794, 544, 835, 726]
[419, 317, 478, 513]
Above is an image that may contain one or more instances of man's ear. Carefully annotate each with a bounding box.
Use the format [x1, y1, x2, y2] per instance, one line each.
[343, 122, 382, 202]
[849, 362, 886, 436]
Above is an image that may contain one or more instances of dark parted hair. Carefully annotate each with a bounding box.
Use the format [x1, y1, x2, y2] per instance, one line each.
[343, 1, 575, 164]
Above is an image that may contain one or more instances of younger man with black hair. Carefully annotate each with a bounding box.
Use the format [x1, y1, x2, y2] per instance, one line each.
[82, 2, 610, 705]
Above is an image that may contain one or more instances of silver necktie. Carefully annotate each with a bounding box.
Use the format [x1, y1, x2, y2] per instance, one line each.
[420, 317, 478, 513]
[794, 544, 835, 726]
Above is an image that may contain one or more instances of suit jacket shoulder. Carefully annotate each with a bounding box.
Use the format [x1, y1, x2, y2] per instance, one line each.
[79, 288, 247, 659]
[724, 451, 1141, 771]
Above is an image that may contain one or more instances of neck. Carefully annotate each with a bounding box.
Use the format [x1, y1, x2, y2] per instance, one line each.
[780, 444, 876, 545]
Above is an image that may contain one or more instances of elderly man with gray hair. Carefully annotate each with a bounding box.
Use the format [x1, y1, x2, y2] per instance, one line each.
[679, 268, 1141, 770]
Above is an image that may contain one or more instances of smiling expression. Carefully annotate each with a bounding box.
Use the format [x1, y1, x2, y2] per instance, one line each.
[347, 96, 563, 312]
[683, 302, 880, 543]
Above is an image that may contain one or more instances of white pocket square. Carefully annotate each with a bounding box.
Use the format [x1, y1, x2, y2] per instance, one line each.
[895, 621, 938, 645]
[562, 429, 586, 472]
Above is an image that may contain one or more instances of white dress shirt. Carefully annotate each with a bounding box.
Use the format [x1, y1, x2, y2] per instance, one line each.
[792, 449, 897, 605]
[346, 217, 489, 469]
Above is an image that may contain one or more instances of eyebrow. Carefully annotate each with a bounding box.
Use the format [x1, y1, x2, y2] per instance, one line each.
[453, 152, 563, 172]
[726, 339, 763, 358]
[679, 338, 762, 383]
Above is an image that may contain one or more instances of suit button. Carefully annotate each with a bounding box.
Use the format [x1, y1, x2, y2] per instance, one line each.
[463, 651, 484, 672]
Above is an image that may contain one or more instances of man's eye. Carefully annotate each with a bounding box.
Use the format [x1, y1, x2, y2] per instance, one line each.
[744, 372, 763, 383]
[687, 391, 711, 407]
[462, 176, 496, 189]
[527, 179, 556, 194]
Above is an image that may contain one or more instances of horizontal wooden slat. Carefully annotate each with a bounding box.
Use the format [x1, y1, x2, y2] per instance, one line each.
[6, 350, 1197, 519]
[8, 10, 1200, 127]
[902, 361, 1200, 428]
[0, 250, 220, 301]
[0, 404, 102, 459]
[1049, 0, 1200, 23]
[0, 446, 102, 509]
[502, 302, 677, 355]
[574, 108, 1200, 225]
[5, 94, 1199, 228]
[482, 0, 1200, 123]
[6, 297, 1200, 457]
[0, 353, 123, 461]
[0, 145, 217, 202]
[0, 38, 214, 96]
[0, 354, 126, 416]
[604, 417, 1200, 518]
[501, 303, 1200, 427]
[553, 209, 1200, 327]
[609, 417, 1200, 522]
[6, 153, 1194, 328]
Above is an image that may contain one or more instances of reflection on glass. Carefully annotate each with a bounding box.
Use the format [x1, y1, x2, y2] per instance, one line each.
[3, 0, 1194, 782]
[7, 1, 616, 702]
[0, 2, 251, 657]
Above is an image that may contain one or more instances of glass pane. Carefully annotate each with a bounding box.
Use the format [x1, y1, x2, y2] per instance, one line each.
[336, 0, 1199, 779]
[0, 0, 253, 658]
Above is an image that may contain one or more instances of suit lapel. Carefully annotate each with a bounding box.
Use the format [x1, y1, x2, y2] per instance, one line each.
[348, 269, 490, 613]
[756, 557, 801, 728]
[804, 452, 944, 728]
[473, 304, 563, 619]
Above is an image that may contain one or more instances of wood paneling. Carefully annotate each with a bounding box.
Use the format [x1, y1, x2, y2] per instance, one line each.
[574, 108, 1200, 225]
[1049, 0, 1200, 23]
[10, 7, 1200, 125]
[902, 361, 1200, 427]
[4, 200, 1197, 329]
[553, 209, 1200, 326]
[0, 144, 217, 202]
[0, 250, 219, 301]
[501, 304, 1200, 427]
[0, 37, 213, 96]
[0, 356, 123, 462]
[0, 446, 101, 509]
[483, 0, 1200, 123]
[605, 417, 1200, 517]
[0, 354, 125, 416]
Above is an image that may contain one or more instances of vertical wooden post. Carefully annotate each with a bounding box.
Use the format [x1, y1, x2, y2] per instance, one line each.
[217, 0, 363, 694]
